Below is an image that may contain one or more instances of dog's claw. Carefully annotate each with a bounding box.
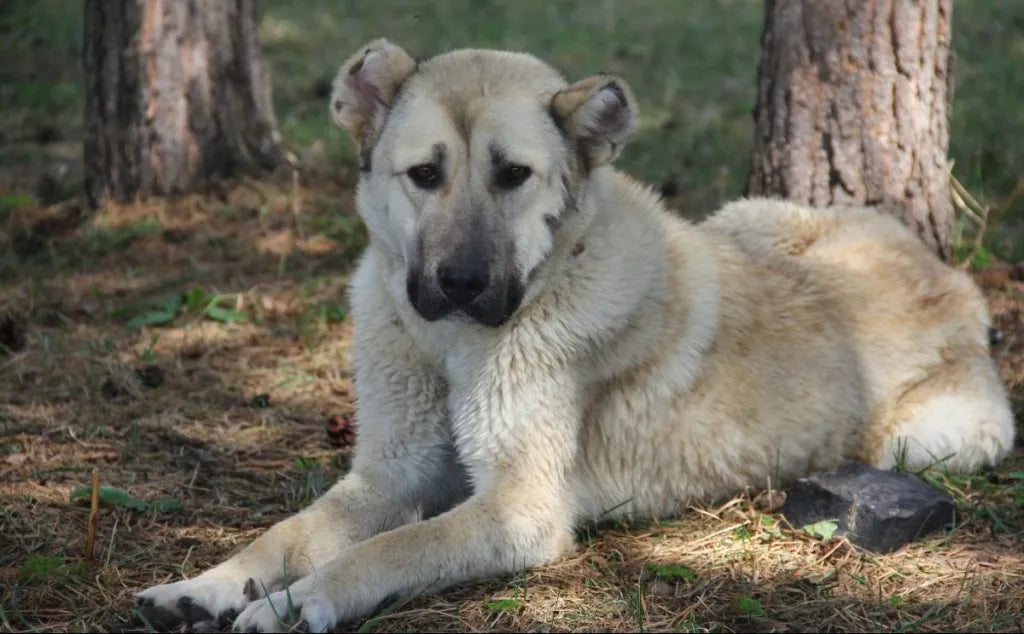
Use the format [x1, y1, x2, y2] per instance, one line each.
[243, 577, 260, 601]
[219, 607, 240, 627]
[178, 594, 214, 624]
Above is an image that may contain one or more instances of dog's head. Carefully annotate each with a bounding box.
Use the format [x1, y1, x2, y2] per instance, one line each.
[330, 39, 637, 327]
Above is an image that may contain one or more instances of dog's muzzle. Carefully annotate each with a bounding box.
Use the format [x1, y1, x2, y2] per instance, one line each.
[407, 253, 523, 327]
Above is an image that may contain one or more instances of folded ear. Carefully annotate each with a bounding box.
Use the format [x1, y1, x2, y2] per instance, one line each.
[330, 39, 417, 154]
[550, 75, 637, 168]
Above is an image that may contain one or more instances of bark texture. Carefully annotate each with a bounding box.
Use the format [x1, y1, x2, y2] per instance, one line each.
[747, 0, 955, 259]
[84, 0, 282, 206]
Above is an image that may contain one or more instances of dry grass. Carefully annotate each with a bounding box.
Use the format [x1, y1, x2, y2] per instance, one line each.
[1, 180, 1022, 632]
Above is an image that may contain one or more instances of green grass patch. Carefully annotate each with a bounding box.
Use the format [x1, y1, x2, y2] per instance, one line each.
[800, 519, 839, 540]
[69, 485, 181, 513]
[292, 455, 326, 507]
[736, 596, 765, 617]
[484, 598, 524, 614]
[0, 193, 36, 217]
[644, 561, 698, 582]
[114, 287, 252, 330]
[19, 554, 84, 584]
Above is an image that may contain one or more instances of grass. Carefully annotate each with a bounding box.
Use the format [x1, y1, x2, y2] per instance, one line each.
[1, 0, 1024, 632]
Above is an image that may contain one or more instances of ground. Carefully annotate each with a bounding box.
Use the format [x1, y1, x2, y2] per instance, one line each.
[2, 1, 1024, 632]
[1, 178, 1022, 632]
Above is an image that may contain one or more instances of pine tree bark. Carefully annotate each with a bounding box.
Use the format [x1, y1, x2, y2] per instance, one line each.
[746, 0, 955, 260]
[83, 0, 283, 207]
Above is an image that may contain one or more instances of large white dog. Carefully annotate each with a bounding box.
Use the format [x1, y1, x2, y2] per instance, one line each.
[136, 40, 1015, 632]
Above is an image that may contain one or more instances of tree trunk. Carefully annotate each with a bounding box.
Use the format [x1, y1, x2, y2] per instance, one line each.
[746, 0, 955, 260]
[83, 0, 283, 207]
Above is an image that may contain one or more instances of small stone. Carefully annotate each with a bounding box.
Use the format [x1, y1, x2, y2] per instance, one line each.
[649, 580, 674, 597]
[753, 489, 787, 513]
[781, 462, 955, 553]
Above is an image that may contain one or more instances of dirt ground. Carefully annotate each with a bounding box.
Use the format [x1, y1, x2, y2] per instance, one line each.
[1, 178, 1022, 632]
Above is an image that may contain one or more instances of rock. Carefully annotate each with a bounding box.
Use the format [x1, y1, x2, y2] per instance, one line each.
[781, 462, 955, 553]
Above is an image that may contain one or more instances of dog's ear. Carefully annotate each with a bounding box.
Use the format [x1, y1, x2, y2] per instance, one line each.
[330, 39, 417, 153]
[550, 75, 637, 168]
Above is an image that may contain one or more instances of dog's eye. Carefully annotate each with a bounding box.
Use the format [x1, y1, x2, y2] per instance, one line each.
[495, 164, 532, 189]
[407, 164, 441, 189]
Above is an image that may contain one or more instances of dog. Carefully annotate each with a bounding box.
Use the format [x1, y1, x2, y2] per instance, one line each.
[136, 40, 1015, 632]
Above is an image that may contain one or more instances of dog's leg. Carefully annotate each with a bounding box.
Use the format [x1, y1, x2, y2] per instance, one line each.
[231, 365, 581, 632]
[873, 352, 1015, 472]
[135, 317, 459, 630]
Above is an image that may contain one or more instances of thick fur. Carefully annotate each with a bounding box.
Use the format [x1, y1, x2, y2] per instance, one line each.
[136, 43, 1015, 632]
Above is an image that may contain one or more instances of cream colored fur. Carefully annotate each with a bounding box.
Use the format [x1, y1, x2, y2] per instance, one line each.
[136, 42, 1015, 632]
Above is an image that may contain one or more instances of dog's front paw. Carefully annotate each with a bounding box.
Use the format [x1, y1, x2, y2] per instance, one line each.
[231, 580, 338, 633]
[135, 572, 253, 631]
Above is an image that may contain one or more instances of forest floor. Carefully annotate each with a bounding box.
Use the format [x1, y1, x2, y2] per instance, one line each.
[2, 1, 1024, 631]
[0, 175, 1022, 633]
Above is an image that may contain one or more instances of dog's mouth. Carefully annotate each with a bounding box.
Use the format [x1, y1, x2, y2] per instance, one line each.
[406, 269, 524, 328]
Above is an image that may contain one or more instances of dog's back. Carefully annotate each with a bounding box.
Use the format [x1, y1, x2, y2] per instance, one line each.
[702, 198, 1013, 471]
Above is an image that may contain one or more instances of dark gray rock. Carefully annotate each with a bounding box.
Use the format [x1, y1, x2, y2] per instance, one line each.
[781, 462, 955, 553]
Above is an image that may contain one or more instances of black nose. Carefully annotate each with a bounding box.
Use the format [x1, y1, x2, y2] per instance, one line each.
[438, 261, 489, 306]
